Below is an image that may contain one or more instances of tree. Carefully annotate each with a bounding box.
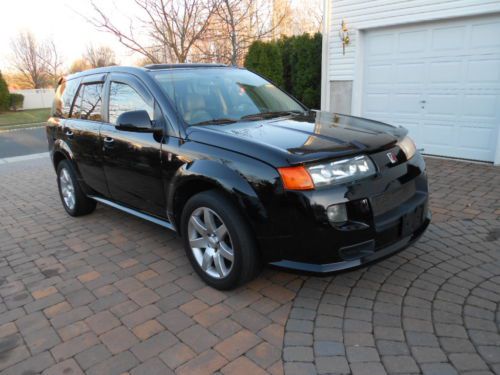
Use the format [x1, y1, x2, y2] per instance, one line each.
[272, 0, 322, 37]
[289, 33, 322, 108]
[197, 0, 285, 65]
[69, 59, 91, 74]
[245, 33, 322, 108]
[9, 31, 49, 88]
[0, 71, 10, 111]
[9, 31, 63, 88]
[244, 41, 283, 86]
[2, 72, 35, 90]
[39, 38, 64, 87]
[84, 45, 117, 68]
[86, 0, 218, 63]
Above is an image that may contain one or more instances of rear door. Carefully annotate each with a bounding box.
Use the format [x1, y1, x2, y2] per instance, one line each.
[100, 73, 166, 217]
[65, 74, 109, 195]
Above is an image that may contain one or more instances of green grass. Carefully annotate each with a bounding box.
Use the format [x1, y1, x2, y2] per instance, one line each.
[0, 108, 51, 128]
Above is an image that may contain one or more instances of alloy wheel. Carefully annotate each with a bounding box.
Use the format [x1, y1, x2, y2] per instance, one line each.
[187, 207, 234, 279]
[59, 168, 75, 210]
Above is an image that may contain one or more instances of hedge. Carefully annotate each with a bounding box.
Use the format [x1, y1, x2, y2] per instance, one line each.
[0, 71, 9, 111]
[9, 93, 24, 110]
[245, 33, 322, 109]
[245, 41, 283, 87]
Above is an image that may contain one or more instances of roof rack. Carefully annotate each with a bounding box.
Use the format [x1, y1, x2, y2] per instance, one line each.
[144, 63, 227, 70]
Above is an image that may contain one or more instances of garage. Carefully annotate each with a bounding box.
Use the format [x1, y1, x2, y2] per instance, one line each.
[361, 15, 500, 162]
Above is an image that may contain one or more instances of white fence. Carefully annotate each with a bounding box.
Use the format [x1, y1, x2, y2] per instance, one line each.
[11, 89, 55, 110]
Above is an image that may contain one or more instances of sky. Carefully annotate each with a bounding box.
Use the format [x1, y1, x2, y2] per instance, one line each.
[0, 0, 321, 72]
[0, 0, 141, 71]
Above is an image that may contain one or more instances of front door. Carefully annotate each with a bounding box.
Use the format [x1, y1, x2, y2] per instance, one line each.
[100, 73, 166, 217]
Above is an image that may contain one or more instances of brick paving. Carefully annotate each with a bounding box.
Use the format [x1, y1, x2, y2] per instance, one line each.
[0, 156, 499, 374]
[284, 158, 500, 375]
[0, 157, 302, 375]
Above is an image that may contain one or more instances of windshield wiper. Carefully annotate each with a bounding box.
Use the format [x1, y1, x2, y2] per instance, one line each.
[191, 118, 238, 126]
[240, 110, 304, 121]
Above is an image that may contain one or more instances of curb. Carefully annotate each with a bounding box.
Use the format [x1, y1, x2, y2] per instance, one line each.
[0, 152, 49, 164]
[0, 123, 46, 133]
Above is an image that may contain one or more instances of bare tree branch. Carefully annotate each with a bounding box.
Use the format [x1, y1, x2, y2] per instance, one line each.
[195, 0, 286, 66]
[84, 44, 118, 68]
[9, 31, 50, 88]
[84, 0, 218, 63]
[39, 38, 64, 87]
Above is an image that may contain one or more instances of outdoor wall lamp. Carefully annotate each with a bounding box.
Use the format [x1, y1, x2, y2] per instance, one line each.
[339, 20, 350, 55]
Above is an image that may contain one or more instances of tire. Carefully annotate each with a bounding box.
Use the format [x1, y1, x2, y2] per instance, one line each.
[181, 190, 261, 290]
[56, 160, 96, 217]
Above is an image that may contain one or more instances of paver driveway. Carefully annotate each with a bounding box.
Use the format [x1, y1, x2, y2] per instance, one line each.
[0, 156, 499, 375]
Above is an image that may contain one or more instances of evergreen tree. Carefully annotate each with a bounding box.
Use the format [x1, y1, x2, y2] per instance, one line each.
[0, 71, 10, 112]
[245, 33, 322, 108]
[244, 41, 283, 87]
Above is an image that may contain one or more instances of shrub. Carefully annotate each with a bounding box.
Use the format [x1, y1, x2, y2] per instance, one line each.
[0, 71, 9, 111]
[245, 41, 283, 87]
[289, 33, 322, 108]
[9, 93, 24, 110]
[245, 33, 322, 109]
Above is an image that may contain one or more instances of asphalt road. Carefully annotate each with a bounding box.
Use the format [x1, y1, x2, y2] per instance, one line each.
[0, 126, 48, 159]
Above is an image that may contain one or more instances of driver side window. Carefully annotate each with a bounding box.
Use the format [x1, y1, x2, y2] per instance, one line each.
[108, 82, 153, 124]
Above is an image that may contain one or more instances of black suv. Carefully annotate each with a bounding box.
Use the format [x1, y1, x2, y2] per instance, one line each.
[47, 64, 430, 289]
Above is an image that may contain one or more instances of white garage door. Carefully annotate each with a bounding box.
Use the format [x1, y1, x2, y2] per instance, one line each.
[362, 15, 500, 162]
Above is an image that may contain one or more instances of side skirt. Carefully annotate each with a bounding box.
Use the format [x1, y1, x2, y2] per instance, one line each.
[88, 196, 176, 232]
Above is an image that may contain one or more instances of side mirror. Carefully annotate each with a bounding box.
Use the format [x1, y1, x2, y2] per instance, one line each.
[115, 110, 154, 132]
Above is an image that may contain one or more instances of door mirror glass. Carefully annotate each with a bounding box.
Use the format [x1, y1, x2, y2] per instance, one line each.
[115, 110, 153, 132]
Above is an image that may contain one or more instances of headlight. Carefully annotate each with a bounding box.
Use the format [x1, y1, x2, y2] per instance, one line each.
[307, 155, 376, 187]
[398, 136, 417, 160]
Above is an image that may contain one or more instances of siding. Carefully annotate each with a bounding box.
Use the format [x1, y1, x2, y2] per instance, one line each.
[327, 0, 500, 80]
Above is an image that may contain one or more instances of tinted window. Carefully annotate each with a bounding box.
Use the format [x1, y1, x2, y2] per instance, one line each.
[108, 82, 153, 124]
[78, 83, 103, 121]
[52, 78, 80, 118]
[71, 85, 84, 119]
[151, 68, 304, 125]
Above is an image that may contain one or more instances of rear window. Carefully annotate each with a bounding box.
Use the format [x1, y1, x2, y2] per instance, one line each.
[71, 83, 104, 121]
[52, 78, 81, 118]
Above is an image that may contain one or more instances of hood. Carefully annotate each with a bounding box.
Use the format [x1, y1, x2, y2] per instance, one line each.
[186, 111, 407, 167]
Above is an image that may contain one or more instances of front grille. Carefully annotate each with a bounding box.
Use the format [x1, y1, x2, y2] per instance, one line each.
[370, 181, 416, 216]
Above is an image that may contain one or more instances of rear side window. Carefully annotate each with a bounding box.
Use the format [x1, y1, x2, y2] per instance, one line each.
[52, 78, 80, 118]
[108, 82, 153, 124]
[71, 83, 104, 121]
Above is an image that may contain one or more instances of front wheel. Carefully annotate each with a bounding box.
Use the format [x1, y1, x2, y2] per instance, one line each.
[181, 190, 261, 290]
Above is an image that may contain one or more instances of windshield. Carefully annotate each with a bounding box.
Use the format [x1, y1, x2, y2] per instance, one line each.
[150, 68, 305, 125]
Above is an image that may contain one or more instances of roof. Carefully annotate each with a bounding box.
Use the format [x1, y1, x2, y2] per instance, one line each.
[64, 63, 231, 82]
[144, 63, 228, 70]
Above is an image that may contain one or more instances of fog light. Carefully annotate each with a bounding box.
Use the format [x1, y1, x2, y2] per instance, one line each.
[327, 203, 348, 224]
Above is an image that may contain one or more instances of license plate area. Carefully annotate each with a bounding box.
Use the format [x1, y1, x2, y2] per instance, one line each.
[401, 205, 424, 237]
[371, 181, 416, 216]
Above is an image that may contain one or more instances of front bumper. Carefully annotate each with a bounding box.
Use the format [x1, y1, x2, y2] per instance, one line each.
[270, 215, 430, 273]
[262, 150, 430, 273]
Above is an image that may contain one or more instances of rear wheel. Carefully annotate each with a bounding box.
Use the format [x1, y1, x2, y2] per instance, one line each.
[181, 190, 261, 290]
[57, 160, 96, 217]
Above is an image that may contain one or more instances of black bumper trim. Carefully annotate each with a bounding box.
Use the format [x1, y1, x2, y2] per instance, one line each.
[269, 217, 430, 274]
